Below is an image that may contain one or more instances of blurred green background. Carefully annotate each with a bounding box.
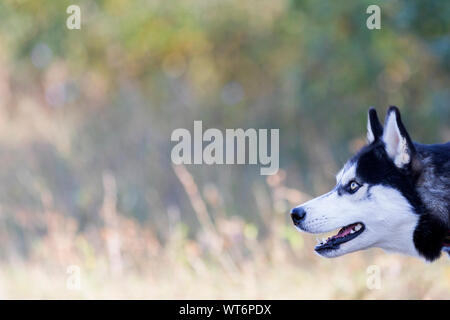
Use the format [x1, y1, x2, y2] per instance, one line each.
[0, 0, 448, 298]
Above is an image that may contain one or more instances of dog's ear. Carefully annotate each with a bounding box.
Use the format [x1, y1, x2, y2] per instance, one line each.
[367, 108, 383, 143]
[382, 106, 415, 168]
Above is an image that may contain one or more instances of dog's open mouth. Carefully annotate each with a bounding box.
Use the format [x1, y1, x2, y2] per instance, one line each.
[315, 222, 365, 252]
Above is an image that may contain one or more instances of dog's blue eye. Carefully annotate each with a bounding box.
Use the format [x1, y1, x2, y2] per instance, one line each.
[349, 181, 360, 193]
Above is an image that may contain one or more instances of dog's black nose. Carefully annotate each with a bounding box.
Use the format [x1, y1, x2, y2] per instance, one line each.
[290, 207, 306, 225]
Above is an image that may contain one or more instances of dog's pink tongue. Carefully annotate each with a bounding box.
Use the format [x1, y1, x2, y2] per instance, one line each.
[337, 224, 356, 238]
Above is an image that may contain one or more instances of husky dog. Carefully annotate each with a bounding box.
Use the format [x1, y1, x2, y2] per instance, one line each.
[290, 107, 450, 261]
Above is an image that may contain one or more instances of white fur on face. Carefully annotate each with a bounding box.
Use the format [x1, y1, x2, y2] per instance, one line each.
[336, 162, 356, 185]
[294, 182, 420, 258]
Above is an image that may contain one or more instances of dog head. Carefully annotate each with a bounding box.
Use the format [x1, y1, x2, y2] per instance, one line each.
[291, 107, 427, 259]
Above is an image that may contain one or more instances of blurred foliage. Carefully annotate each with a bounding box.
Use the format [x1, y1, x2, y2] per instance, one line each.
[0, 0, 448, 298]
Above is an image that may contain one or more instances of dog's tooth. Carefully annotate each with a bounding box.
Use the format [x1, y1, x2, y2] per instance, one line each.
[355, 224, 361, 231]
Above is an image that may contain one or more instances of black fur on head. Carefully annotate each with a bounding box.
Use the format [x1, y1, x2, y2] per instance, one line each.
[367, 107, 383, 143]
[359, 107, 448, 261]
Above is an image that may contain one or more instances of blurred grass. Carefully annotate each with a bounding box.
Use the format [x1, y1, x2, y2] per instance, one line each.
[0, 167, 449, 299]
[0, 0, 448, 299]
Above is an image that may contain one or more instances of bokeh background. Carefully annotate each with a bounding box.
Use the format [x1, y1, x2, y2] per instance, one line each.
[0, 0, 448, 299]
